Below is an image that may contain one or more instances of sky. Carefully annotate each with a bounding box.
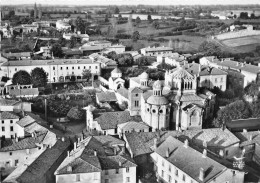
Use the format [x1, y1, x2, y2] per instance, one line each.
[1, 0, 260, 6]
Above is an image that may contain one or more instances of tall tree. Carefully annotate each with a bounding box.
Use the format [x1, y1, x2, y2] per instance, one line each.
[12, 70, 32, 85]
[135, 16, 141, 27]
[114, 6, 120, 14]
[50, 43, 63, 58]
[132, 31, 140, 42]
[153, 21, 160, 29]
[147, 14, 152, 22]
[82, 69, 92, 81]
[31, 67, 48, 87]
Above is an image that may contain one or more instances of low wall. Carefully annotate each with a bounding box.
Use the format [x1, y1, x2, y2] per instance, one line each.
[215, 29, 260, 40]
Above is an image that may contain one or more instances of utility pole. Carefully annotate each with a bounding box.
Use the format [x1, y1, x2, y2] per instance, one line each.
[45, 98, 47, 121]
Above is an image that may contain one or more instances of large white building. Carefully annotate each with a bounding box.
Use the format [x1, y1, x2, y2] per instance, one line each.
[1, 59, 101, 83]
[151, 136, 245, 183]
[200, 57, 260, 88]
[140, 46, 174, 56]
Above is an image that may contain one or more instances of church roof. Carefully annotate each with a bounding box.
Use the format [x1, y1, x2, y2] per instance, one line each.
[139, 72, 149, 80]
[169, 67, 194, 79]
[147, 95, 169, 106]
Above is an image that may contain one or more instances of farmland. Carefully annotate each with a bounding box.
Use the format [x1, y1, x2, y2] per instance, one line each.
[220, 35, 260, 53]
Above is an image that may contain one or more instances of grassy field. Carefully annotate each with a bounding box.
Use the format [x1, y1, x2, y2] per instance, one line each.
[220, 35, 260, 53]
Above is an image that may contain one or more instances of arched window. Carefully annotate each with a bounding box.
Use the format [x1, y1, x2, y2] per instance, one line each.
[152, 109, 156, 113]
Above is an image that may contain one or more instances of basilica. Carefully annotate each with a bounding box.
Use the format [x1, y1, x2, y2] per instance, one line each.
[127, 67, 216, 131]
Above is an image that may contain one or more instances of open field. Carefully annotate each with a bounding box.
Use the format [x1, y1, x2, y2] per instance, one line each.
[220, 35, 260, 53]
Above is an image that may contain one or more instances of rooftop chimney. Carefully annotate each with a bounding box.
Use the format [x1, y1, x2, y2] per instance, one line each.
[243, 129, 247, 133]
[202, 149, 207, 158]
[119, 161, 122, 167]
[94, 150, 97, 156]
[61, 137, 65, 142]
[154, 138, 158, 149]
[249, 135, 253, 141]
[199, 168, 205, 181]
[114, 147, 117, 155]
[219, 149, 224, 157]
[74, 142, 77, 151]
[67, 166, 72, 172]
[67, 151, 70, 157]
[166, 148, 170, 158]
[15, 137, 19, 142]
[184, 139, 189, 148]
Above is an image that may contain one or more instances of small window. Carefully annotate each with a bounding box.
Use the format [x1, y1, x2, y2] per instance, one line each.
[60, 67, 63, 70]
[9, 152, 12, 156]
[76, 174, 80, 182]
[105, 179, 109, 183]
[183, 174, 186, 181]
[84, 66, 86, 69]
[53, 66, 55, 70]
[168, 175, 172, 183]
[72, 66, 74, 70]
[159, 110, 163, 113]
[127, 177, 130, 182]
[2, 120, 4, 124]
[10, 120, 13, 123]
[135, 94, 138, 97]
[162, 160, 164, 167]
[95, 66, 98, 69]
[161, 170, 164, 177]
[10, 126, 13, 131]
[169, 165, 171, 172]
[78, 66, 80, 69]
[175, 169, 178, 176]
[2, 127, 5, 132]
[66, 67, 68, 70]
[15, 68, 17, 71]
[152, 109, 156, 113]
[15, 159, 19, 166]
[126, 167, 129, 173]
[215, 78, 218, 82]
[116, 169, 119, 174]
[89, 66, 91, 69]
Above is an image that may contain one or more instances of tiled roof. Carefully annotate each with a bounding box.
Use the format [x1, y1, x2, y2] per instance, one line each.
[95, 111, 142, 130]
[0, 111, 19, 120]
[184, 63, 227, 76]
[180, 94, 204, 103]
[1, 59, 96, 67]
[0, 98, 20, 106]
[208, 58, 260, 74]
[118, 121, 149, 131]
[2, 52, 31, 58]
[16, 115, 36, 127]
[55, 136, 130, 175]
[235, 131, 260, 146]
[96, 91, 117, 103]
[99, 155, 137, 170]
[9, 88, 39, 96]
[8, 139, 70, 183]
[125, 128, 239, 157]
[111, 67, 122, 73]
[0, 131, 47, 152]
[117, 87, 129, 99]
[169, 67, 194, 79]
[226, 118, 260, 131]
[154, 136, 226, 183]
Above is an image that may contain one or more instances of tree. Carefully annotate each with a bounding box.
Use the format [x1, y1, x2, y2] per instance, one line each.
[147, 14, 152, 22]
[21, 44, 31, 52]
[75, 16, 85, 33]
[106, 51, 118, 60]
[198, 41, 222, 56]
[136, 56, 149, 66]
[105, 14, 109, 22]
[114, 6, 120, 14]
[256, 46, 260, 56]
[12, 70, 32, 85]
[135, 16, 141, 27]
[153, 21, 160, 29]
[69, 36, 77, 48]
[213, 100, 251, 127]
[50, 43, 63, 58]
[30, 10, 34, 18]
[250, 13, 256, 19]
[240, 12, 249, 19]
[82, 69, 92, 81]
[117, 53, 134, 66]
[132, 31, 140, 42]
[31, 67, 48, 87]
[118, 14, 122, 19]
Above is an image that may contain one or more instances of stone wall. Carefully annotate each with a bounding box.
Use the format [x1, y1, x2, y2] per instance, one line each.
[215, 29, 260, 40]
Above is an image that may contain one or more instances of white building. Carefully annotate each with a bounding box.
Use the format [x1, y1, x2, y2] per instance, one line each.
[157, 52, 188, 67]
[0, 98, 31, 113]
[104, 44, 126, 54]
[55, 135, 137, 183]
[184, 62, 228, 91]
[0, 111, 20, 138]
[108, 67, 125, 90]
[1, 59, 101, 83]
[56, 20, 71, 31]
[140, 46, 174, 56]
[200, 57, 260, 88]
[151, 136, 245, 183]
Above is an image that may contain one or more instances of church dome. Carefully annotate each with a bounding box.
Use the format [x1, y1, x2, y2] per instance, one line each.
[147, 95, 169, 105]
[111, 67, 122, 74]
[139, 72, 149, 80]
[153, 80, 163, 90]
